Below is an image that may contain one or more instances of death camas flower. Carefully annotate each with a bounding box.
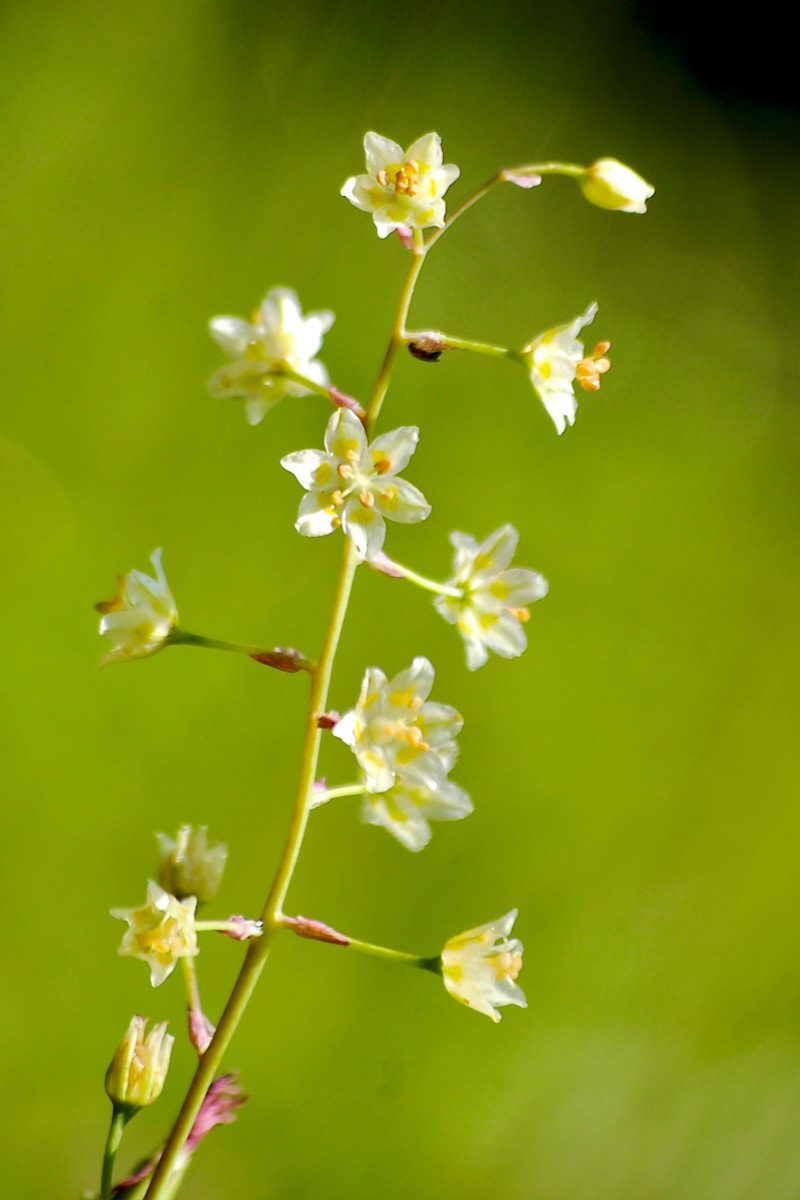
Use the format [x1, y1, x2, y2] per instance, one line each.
[441, 909, 527, 1022]
[521, 302, 611, 435]
[434, 525, 549, 670]
[341, 131, 460, 238]
[111, 881, 198, 986]
[208, 287, 334, 426]
[96, 548, 178, 666]
[333, 656, 469, 849]
[281, 408, 430, 561]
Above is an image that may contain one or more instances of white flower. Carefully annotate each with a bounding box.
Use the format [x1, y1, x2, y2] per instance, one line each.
[105, 1015, 174, 1110]
[580, 158, 654, 214]
[333, 656, 463, 795]
[111, 881, 198, 987]
[96, 548, 178, 666]
[341, 131, 460, 239]
[281, 408, 430, 561]
[157, 825, 227, 903]
[522, 302, 611, 435]
[434, 525, 548, 670]
[208, 287, 334, 425]
[441, 909, 527, 1023]
[361, 776, 473, 852]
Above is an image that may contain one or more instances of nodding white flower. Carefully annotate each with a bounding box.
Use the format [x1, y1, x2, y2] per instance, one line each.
[208, 287, 334, 426]
[434, 525, 548, 670]
[341, 131, 460, 239]
[361, 776, 473, 852]
[105, 1015, 174, 1111]
[333, 656, 463, 795]
[441, 909, 527, 1023]
[111, 881, 198, 987]
[521, 303, 611, 435]
[281, 408, 430, 561]
[157, 825, 227, 904]
[96, 549, 178, 666]
[580, 158, 654, 214]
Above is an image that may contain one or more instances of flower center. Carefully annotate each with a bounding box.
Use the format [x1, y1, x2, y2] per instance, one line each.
[377, 160, 421, 197]
[493, 946, 522, 982]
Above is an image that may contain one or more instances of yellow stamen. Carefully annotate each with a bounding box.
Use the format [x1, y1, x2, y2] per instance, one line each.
[337, 462, 354, 480]
[359, 491, 375, 508]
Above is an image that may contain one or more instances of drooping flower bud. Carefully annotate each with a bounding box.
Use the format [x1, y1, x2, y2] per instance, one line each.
[580, 158, 654, 214]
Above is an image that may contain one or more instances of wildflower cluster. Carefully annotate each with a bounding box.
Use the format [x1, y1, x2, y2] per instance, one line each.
[94, 128, 652, 1200]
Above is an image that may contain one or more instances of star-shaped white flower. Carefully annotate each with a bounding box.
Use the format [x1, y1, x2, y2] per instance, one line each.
[580, 158, 654, 214]
[111, 881, 198, 987]
[96, 548, 178, 667]
[208, 287, 334, 425]
[281, 408, 430, 561]
[333, 656, 463, 795]
[434, 525, 548, 670]
[361, 776, 473, 852]
[341, 132, 460, 239]
[441, 909, 527, 1023]
[522, 302, 611, 435]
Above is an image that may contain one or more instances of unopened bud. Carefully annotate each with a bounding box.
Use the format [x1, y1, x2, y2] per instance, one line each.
[157, 825, 227, 903]
[580, 158, 654, 214]
[105, 1015, 173, 1112]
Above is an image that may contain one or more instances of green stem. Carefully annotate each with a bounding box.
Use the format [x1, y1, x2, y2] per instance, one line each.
[193, 919, 262, 934]
[279, 368, 365, 417]
[384, 560, 462, 599]
[346, 936, 441, 974]
[405, 331, 516, 360]
[145, 184, 432, 1200]
[311, 782, 368, 806]
[101, 1108, 128, 1200]
[169, 631, 270, 657]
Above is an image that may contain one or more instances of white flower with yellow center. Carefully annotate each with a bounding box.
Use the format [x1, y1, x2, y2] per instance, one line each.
[522, 302, 611, 435]
[341, 131, 460, 239]
[434, 525, 548, 670]
[333, 656, 463, 795]
[580, 158, 654, 214]
[361, 776, 473, 852]
[96, 549, 178, 667]
[441, 909, 527, 1023]
[281, 408, 430, 561]
[208, 287, 334, 426]
[111, 881, 199, 987]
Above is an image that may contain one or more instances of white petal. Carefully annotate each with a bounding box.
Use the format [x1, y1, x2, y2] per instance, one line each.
[343, 504, 385, 560]
[374, 478, 431, 523]
[209, 316, 254, 357]
[295, 493, 338, 538]
[325, 407, 368, 459]
[405, 131, 443, 168]
[363, 131, 404, 173]
[280, 448, 334, 490]
[369, 425, 420, 474]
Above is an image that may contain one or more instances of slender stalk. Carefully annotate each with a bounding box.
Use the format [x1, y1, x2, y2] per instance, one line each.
[404, 331, 515, 360]
[346, 936, 441, 974]
[101, 1109, 127, 1200]
[311, 782, 368, 807]
[170, 631, 273, 657]
[384, 560, 462, 599]
[145, 197, 435, 1200]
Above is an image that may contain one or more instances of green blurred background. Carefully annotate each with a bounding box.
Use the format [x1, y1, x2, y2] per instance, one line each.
[1, 1, 798, 1197]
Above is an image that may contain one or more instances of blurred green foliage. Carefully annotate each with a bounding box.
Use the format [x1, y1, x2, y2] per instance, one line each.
[1, 1, 799, 1197]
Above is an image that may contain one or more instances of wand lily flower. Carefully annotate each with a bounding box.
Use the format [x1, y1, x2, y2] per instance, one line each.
[333, 656, 463, 795]
[521, 302, 611, 435]
[580, 158, 654, 214]
[441, 909, 527, 1022]
[361, 776, 473, 852]
[281, 408, 430, 561]
[208, 287, 334, 426]
[111, 881, 199, 987]
[96, 548, 178, 666]
[434, 525, 548, 670]
[341, 131, 460, 239]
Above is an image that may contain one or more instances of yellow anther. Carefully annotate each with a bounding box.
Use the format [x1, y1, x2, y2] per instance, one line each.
[331, 488, 344, 506]
[376, 169, 389, 186]
[337, 462, 354, 480]
[345, 448, 360, 463]
[373, 456, 393, 475]
[510, 606, 530, 623]
[493, 948, 522, 982]
[576, 341, 611, 393]
[359, 491, 375, 508]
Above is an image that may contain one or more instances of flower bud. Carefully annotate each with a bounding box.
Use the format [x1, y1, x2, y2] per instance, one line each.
[105, 1015, 174, 1112]
[157, 825, 227, 903]
[579, 158, 654, 214]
